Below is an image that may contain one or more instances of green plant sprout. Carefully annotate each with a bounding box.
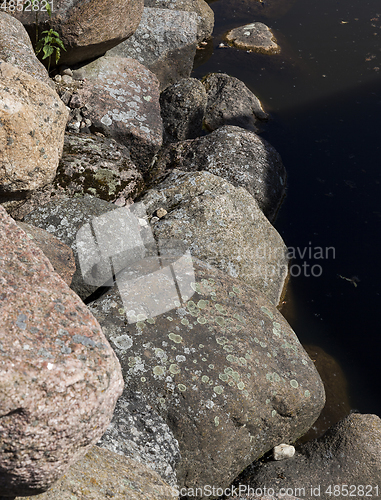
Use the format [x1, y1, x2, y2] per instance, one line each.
[24, 0, 66, 72]
[35, 28, 66, 72]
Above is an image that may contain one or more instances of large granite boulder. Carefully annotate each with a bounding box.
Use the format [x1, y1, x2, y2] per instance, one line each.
[238, 414, 381, 500]
[160, 78, 207, 144]
[140, 170, 288, 305]
[72, 56, 163, 174]
[202, 73, 268, 132]
[144, 0, 214, 42]
[0, 206, 124, 496]
[147, 127, 287, 223]
[0, 12, 53, 88]
[88, 257, 325, 497]
[98, 389, 181, 487]
[23, 195, 118, 300]
[10, 0, 144, 66]
[107, 8, 198, 91]
[0, 61, 68, 214]
[15, 446, 179, 500]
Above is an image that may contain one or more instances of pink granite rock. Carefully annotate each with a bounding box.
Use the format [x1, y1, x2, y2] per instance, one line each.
[73, 56, 163, 174]
[0, 61, 68, 211]
[0, 206, 124, 496]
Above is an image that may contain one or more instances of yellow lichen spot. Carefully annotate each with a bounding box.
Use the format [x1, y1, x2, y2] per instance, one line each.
[239, 357, 247, 365]
[118, 308, 125, 315]
[219, 373, 229, 382]
[261, 306, 274, 319]
[197, 316, 207, 324]
[232, 286, 240, 293]
[237, 382, 245, 390]
[153, 366, 165, 376]
[271, 410, 277, 417]
[304, 390, 310, 397]
[197, 299, 208, 309]
[214, 416, 219, 427]
[223, 344, 234, 353]
[169, 364, 180, 374]
[290, 379, 299, 388]
[199, 344, 204, 348]
[215, 304, 226, 314]
[233, 313, 245, 323]
[216, 317, 225, 327]
[229, 292, 236, 297]
[202, 357, 207, 362]
[216, 337, 228, 345]
[208, 364, 214, 369]
[141, 377, 146, 382]
[168, 333, 183, 343]
[147, 318, 155, 324]
[224, 367, 233, 374]
[167, 316, 173, 321]
[228, 380, 235, 386]
[136, 321, 145, 329]
[213, 385, 224, 394]
[181, 318, 190, 326]
[202, 375, 209, 383]
[174, 300, 181, 308]
[243, 390, 249, 396]
[178, 384, 187, 392]
[137, 313, 147, 322]
[231, 371, 240, 382]
[272, 328, 281, 337]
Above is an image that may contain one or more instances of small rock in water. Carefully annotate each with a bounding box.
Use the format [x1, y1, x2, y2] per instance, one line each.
[273, 443, 295, 460]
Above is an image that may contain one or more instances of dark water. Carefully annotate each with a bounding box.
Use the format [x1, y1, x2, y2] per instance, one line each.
[192, 0, 381, 418]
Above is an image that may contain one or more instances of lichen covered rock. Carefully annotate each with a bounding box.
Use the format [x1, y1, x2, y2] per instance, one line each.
[225, 22, 280, 54]
[88, 258, 325, 496]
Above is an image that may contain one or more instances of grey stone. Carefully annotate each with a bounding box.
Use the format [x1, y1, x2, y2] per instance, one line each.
[238, 414, 381, 500]
[0, 206, 123, 496]
[72, 56, 163, 174]
[144, 0, 214, 43]
[202, 73, 268, 132]
[23, 195, 119, 300]
[107, 8, 198, 90]
[147, 126, 286, 223]
[14, 446, 179, 500]
[88, 258, 325, 497]
[97, 390, 181, 487]
[225, 22, 280, 54]
[141, 170, 288, 304]
[160, 78, 207, 144]
[0, 12, 53, 89]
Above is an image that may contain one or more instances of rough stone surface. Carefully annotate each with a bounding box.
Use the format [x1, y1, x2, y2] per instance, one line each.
[160, 78, 207, 144]
[98, 389, 181, 487]
[141, 170, 288, 304]
[0, 12, 53, 89]
[0, 61, 68, 210]
[7, 132, 145, 221]
[202, 73, 268, 133]
[88, 258, 325, 496]
[16, 221, 76, 286]
[0, 206, 124, 496]
[238, 414, 381, 500]
[73, 56, 163, 174]
[147, 127, 286, 223]
[107, 8, 198, 91]
[15, 446, 179, 500]
[10, 0, 144, 66]
[225, 23, 280, 54]
[23, 195, 118, 300]
[144, 0, 214, 42]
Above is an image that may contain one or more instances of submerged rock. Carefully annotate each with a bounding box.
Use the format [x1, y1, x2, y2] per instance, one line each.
[225, 22, 280, 54]
[88, 257, 325, 497]
[107, 8, 198, 90]
[0, 206, 123, 496]
[147, 126, 286, 223]
[15, 446, 178, 500]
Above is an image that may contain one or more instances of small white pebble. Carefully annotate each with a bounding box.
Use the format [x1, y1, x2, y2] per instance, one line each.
[273, 443, 295, 460]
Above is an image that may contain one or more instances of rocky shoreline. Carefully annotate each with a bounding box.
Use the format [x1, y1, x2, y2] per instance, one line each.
[1, 1, 380, 499]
